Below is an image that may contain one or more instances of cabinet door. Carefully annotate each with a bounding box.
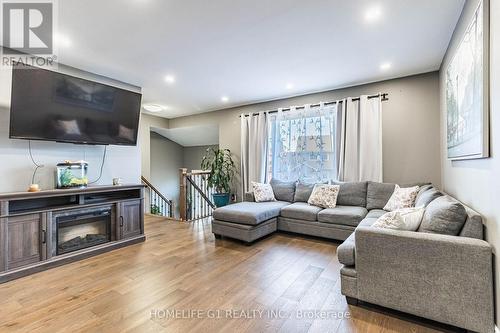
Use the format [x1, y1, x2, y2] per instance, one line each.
[4, 214, 45, 270]
[118, 200, 143, 239]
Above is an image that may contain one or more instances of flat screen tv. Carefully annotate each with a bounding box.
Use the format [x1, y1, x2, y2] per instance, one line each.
[9, 63, 142, 146]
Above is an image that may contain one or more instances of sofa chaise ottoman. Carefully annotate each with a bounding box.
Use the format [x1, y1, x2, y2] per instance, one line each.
[212, 201, 289, 242]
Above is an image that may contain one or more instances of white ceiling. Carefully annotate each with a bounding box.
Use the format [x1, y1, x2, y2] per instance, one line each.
[56, 0, 465, 118]
[152, 125, 219, 147]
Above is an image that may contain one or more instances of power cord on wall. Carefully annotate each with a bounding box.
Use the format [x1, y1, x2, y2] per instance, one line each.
[89, 145, 107, 184]
[28, 140, 44, 184]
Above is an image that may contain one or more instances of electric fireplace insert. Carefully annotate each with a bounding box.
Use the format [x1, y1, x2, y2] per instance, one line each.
[56, 207, 111, 255]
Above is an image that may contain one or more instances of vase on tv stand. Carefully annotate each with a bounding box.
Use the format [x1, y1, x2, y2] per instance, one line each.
[201, 148, 236, 208]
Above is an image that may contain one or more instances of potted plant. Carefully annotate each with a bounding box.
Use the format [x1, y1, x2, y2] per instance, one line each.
[201, 148, 236, 207]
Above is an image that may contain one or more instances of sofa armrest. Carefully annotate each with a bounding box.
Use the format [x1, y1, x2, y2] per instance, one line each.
[354, 226, 494, 333]
[244, 192, 255, 202]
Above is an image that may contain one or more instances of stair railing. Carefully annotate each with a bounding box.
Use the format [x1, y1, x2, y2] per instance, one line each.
[141, 176, 174, 218]
[179, 168, 216, 221]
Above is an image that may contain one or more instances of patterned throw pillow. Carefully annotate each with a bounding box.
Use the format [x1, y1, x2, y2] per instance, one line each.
[372, 207, 425, 231]
[307, 184, 340, 209]
[383, 185, 420, 211]
[252, 182, 276, 202]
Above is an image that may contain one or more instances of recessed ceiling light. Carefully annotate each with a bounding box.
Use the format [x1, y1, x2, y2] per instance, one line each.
[380, 62, 391, 70]
[365, 6, 382, 23]
[54, 33, 72, 48]
[143, 104, 164, 112]
[164, 75, 175, 84]
[221, 96, 229, 103]
[286, 83, 294, 90]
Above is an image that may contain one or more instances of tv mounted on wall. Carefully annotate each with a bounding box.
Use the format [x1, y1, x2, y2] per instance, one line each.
[9, 63, 142, 146]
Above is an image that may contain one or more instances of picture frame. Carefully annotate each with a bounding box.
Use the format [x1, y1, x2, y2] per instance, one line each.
[446, 0, 490, 160]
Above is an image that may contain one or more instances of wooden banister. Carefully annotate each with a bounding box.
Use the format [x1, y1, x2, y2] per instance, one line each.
[179, 168, 188, 221]
[179, 168, 216, 221]
[141, 176, 173, 218]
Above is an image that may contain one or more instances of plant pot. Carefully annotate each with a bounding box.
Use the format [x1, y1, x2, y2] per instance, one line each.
[212, 193, 231, 207]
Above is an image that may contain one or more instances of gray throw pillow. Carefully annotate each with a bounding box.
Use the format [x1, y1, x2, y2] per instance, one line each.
[418, 196, 467, 236]
[270, 179, 296, 202]
[415, 186, 443, 207]
[294, 182, 315, 202]
[331, 181, 367, 207]
[366, 182, 396, 210]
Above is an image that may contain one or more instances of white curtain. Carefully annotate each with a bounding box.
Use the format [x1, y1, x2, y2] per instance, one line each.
[240, 112, 269, 195]
[269, 103, 337, 183]
[337, 95, 383, 182]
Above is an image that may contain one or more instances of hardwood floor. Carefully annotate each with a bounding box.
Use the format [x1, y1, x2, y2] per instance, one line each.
[0, 215, 455, 333]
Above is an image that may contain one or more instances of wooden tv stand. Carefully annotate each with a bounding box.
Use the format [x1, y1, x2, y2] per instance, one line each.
[0, 184, 145, 283]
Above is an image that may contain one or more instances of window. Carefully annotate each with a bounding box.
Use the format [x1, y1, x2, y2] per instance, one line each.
[267, 105, 337, 183]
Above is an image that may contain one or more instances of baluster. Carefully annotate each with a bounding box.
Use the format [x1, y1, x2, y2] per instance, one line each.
[190, 181, 194, 220]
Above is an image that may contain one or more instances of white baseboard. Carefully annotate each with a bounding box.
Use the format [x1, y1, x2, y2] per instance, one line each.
[495, 325, 500, 333]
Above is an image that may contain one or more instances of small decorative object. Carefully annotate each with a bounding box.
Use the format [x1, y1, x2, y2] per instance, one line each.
[446, 0, 489, 160]
[56, 160, 88, 189]
[28, 184, 41, 192]
[201, 148, 236, 207]
[113, 178, 122, 186]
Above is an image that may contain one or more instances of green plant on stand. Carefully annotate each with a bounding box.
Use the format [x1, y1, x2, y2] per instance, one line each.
[201, 148, 236, 207]
[150, 204, 161, 215]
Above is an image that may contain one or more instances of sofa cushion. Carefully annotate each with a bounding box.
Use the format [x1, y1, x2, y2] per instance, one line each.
[331, 181, 367, 207]
[415, 185, 443, 207]
[418, 196, 467, 236]
[294, 182, 318, 202]
[366, 182, 396, 210]
[280, 202, 323, 221]
[270, 179, 296, 203]
[317, 205, 368, 227]
[366, 209, 387, 219]
[213, 201, 290, 226]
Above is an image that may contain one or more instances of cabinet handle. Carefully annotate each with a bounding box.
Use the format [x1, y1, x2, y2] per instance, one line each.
[120, 216, 124, 227]
[42, 230, 46, 244]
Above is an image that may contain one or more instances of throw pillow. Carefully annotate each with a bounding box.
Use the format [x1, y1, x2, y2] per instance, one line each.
[252, 182, 276, 202]
[372, 207, 425, 231]
[270, 179, 296, 202]
[418, 196, 467, 236]
[308, 184, 340, 209]
[383, 185, 420, 211]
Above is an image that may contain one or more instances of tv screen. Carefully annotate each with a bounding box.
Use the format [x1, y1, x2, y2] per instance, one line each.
[9, 63, 142, 146]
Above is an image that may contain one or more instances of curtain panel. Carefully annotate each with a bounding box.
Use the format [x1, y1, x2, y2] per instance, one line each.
[240, 112, 269, 195]
[337, 95, 383, 182]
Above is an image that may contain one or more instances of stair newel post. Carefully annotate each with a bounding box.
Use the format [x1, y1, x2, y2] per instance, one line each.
[179, 168, 188, 221]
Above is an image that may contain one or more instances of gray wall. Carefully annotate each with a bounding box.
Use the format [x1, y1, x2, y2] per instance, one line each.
[183, 145, 219, 171]
[0, 65, 141, 193]
[439, 0, 500, 323]
[150, 132, 184, 218]
[140, 114, 169, 180]
[169, 72, 442, 200]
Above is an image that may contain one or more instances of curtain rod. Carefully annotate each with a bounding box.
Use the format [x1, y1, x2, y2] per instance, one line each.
[240, 93, 388, 118]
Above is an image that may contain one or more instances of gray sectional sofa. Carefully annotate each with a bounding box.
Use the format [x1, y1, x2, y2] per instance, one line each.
[211, 180, 494, 333]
